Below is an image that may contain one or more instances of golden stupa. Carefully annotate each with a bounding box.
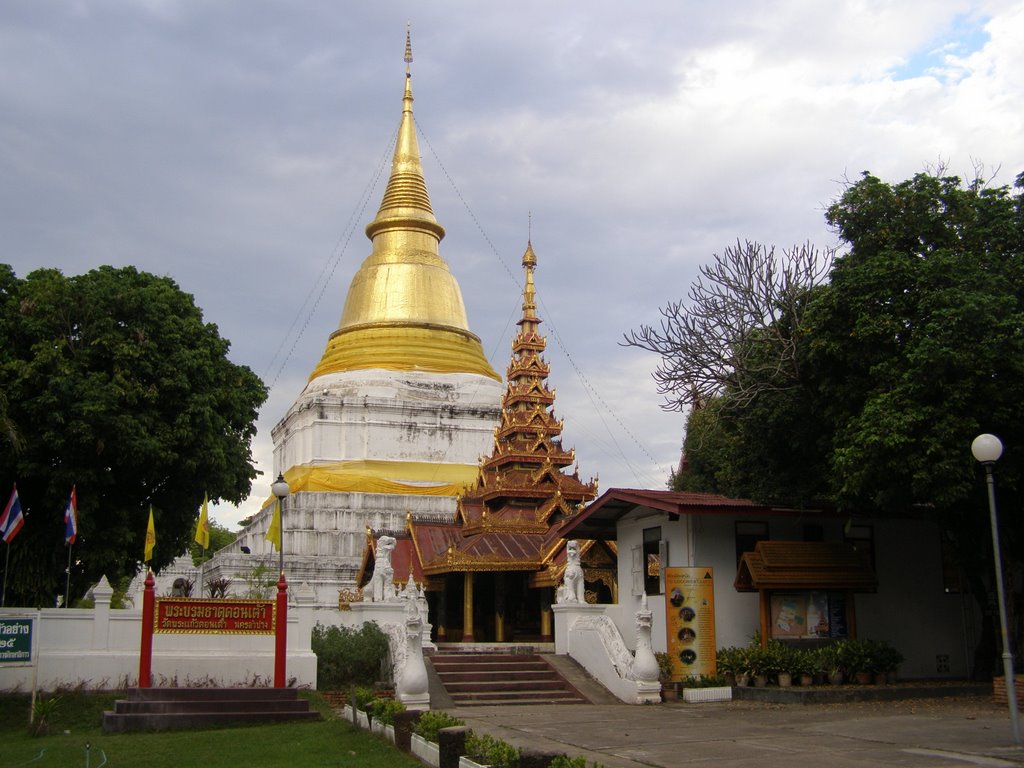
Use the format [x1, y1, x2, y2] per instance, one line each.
[309, 32, 499, 383]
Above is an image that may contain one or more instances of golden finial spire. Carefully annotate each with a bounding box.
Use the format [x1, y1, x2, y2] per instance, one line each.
[306, 31, 499, 383]
[522, 238, 537, 316]
[404, 23, 413, 74]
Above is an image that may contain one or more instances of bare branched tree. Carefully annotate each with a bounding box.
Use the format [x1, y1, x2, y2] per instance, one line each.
[623, 240, 834, 412]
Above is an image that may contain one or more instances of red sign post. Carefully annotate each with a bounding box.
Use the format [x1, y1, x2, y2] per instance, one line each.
[274, 572, 288, 688]
[137, 572, 288, 688]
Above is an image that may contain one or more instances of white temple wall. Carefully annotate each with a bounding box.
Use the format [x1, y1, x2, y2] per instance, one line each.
[0, 581, 317, 691]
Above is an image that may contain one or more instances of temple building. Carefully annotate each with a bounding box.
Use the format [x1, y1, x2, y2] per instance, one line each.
[357, 241, 616, 643]
[206, 35, 504, 606]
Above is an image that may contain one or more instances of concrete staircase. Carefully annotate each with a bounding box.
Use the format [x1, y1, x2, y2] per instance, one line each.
[429, 651, 589, 706]
[102, 687, 320, 732]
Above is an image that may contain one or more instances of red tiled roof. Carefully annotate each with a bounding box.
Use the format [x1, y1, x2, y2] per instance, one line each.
[558, 488, 822, 540]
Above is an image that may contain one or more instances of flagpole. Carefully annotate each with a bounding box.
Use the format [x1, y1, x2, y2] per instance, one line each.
[1, 542, 9, 607]
[199, 548, 206, 597]
[64, 544, 72, 608]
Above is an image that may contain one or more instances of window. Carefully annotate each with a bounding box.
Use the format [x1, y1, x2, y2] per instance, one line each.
[941, 532, 962, 593]
[643, 526, 665, 596]
[844, 524, 875, 570]
[802, 523, 824, 542]
[735, 521, 769, 564]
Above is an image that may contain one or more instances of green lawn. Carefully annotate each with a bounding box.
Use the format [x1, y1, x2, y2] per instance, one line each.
[0, 691, 422, 768]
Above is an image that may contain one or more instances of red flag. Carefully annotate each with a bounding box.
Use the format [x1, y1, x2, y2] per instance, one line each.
[0, 484, 24, 543]
[64, 486, 78, 545]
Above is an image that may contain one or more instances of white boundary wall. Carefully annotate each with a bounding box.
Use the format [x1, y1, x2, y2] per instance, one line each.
[0, 576, 318, 691]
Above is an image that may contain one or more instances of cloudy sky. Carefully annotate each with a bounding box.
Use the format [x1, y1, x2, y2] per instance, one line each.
[3, 1, 1022, 528]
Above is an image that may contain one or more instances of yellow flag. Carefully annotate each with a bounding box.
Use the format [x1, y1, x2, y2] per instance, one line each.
[144, 506, 156, 562]
[194, 493, 210, 549]
[265, 499, 281, 552]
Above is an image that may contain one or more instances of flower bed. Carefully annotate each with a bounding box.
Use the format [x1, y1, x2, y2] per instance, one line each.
[411, 733, 440, 768]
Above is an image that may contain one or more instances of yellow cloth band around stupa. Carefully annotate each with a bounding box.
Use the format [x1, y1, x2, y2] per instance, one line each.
[259, 460, 480, 509]
[308, 324, 499, 382]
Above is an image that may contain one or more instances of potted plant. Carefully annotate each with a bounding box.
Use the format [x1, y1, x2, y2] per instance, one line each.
[716, 646, 740, 686]
[840, 639, 876, 684]
[878, 641, 904, 683]
[792, 647, 815, 686]
[769, 640, 796, 687]
[816, 643, 844, 685]
[734, 646, 752, 687]
[655, 651, 677, 700]
[746, 644, 772, 687]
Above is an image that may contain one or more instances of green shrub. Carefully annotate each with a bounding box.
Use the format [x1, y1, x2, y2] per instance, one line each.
[311, 622, 390, 689]
[465, 731, 520, 768]
[353, 686, 376, 713]
[654, 651, 673, 683]
[838, 638, 876, 674]
[678, 674, 729, 688]
[715, 646, 742, 675]
[413, 710, 464, 742]
[548, 756, 608, 768]
[875, 640, 905, 672]
[29, 696, 60, 737]
[369, 697, 405, 725]
[814, 642, 844, 675]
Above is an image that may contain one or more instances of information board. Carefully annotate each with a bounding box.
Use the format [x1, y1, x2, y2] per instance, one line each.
[0, 618, 33, 663]
[154, 598, 275, 634]
[769, 591, 849, 639]
[664, 567, 716, 680]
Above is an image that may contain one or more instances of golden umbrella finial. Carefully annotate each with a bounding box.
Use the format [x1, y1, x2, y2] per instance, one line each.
[405, 23, 413, 73]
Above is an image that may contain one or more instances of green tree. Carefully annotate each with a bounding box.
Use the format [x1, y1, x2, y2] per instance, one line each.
[0, 265, 267, 606]
[811, 170, 1024, 676]
[189, 519, 238, 565]
[660, 169, 1024, 676]
[811, 170, 1024, 515]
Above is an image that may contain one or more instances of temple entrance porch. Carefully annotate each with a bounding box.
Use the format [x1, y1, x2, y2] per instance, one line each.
[428, 572, 554, 644]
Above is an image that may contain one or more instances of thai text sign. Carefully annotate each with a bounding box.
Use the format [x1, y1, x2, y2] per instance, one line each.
[155, 598, 275, 634]
[0, 618, 33, 662]
[664, 567, 716, 681]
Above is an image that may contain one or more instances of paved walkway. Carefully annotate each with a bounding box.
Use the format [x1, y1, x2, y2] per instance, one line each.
[448, 694, 1024, 767]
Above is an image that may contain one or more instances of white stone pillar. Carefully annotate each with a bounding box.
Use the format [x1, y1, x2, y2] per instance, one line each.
[90, 575, 114, 650]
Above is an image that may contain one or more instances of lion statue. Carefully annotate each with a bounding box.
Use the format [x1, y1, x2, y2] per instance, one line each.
[556, 539, 586, 604]
[369, 535, 397, 602]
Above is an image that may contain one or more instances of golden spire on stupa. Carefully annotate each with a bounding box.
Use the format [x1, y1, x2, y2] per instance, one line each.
[309, 29, 499, 382]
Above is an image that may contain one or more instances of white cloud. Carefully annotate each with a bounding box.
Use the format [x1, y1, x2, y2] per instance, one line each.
[3, 1, 1022, 528]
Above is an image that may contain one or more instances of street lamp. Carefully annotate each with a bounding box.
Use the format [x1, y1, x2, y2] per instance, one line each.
[271, 473, 290, 576]
[971, 433, 1021, 745]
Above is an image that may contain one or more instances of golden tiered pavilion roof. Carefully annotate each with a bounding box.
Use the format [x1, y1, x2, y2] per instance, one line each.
[309, 31, 498, 383]
[400, 241, 598, 577]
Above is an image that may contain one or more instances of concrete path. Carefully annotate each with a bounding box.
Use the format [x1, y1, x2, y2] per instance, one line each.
[448, 695, 1024, 767]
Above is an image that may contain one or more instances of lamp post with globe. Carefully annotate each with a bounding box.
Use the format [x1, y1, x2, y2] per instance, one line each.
[971, 433, 1021, 745]
[271, 473, 290, 575]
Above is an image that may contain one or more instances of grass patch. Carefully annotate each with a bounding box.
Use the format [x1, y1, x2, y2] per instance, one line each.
[0, 692, 422, 768]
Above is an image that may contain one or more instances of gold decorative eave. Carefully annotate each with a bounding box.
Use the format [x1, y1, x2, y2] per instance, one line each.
[460, 520, 551, 536]
[422, 555, 544, 575]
